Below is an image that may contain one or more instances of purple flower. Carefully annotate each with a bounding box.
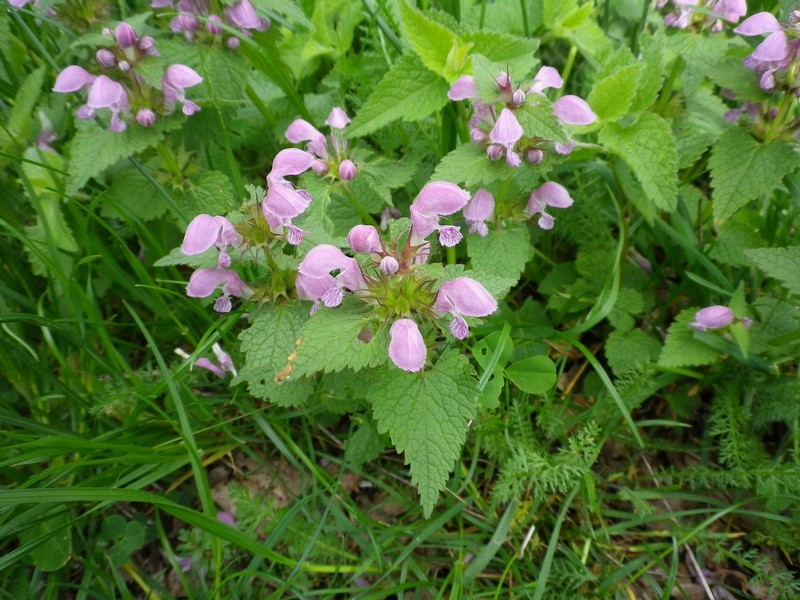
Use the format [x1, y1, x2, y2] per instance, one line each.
[296, 244, 366, 309]
[175, 342, 237, 378]
[525, 182, 574, 230]
[285, 107, 354, 177]
[181, 214, 243, 268]
[435, 277, 497, 339]
[113, 22, 138, 48]
[263, 149, 315, 244]
[162, 64, 203, 116]
[388, 319, 427, 372]
[735, 12, 790, 62]
[488, 108, 524, 167]
[216, 511, 237, 526]
[85, 75, 130, 132]
[528, 66, 563, 95]
[462, 188, 495, 237]
[409, 182, 471, 250]
[690, 306, 735, 331]
[186, 268, 251, 313]
[226, 0, 269, 31]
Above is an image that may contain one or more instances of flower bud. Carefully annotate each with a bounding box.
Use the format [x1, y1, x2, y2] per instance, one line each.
[338, 159, 357, 180]
[470, 128, 488, 143]
[511, 89, 526, 105]
[311, 159, 329, 175]
[348, 224, 382, 254]
[114, 22, 138, 48]
[388, 319, 426, 372]
[227, 37, 240, 50]
[487, 144, 504, 160]
[118, 61, 131, 72]
[690, 306, 734, 331]
[206, 14, 224, 35]
[178, 14, 199, 32]
[96, 49, 117, 68]
[380, 256, 399, 275]
[138, 36, 158, 56]
[526, 149, 543, 164]
[136, 108, 156, 127]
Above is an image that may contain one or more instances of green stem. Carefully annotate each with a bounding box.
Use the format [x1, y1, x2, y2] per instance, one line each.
[341, 183, 379, 227]
[519, 0, 530, 37]
[764, 91, 794, 144]
[655, 56, 684, 114]
[558, 46, 578, 96]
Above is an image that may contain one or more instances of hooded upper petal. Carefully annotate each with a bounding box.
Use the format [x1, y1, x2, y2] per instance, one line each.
[552, 95, 597, 125]
[164, 64, 203, 89]
[528, 66, 563, 94]
[325, 107, 351, 129]
[87, 76, 128, 109]
[690, 306, 734, 331]
[186, 268, 247, 298]
[410, 182, 471, 239]
[181, 214, 242, 255]
[734, 11, 782, 35]
[267, 148, 315, 184]
[285, 119, 325, 145]
[225, 0, 262, 28]
[53, 66, 96, 93]
[752, 30, 790, 61]
[348, 224, 383, 254]
[529, 182, 574, 210]
[435, 277, 497, 317]
[448, 75, 477, 101]
[463, 188, 495, 223]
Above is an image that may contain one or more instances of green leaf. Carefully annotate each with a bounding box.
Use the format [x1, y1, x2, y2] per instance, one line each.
[605, 329, 660, 376]
[467, 225, 532, 292]
[235, 304, 314, 407]
[658, 308, 721, 368]
[745, 247, 800, 296]
[600, 113, 678, 212]
[292, 303, 388, 376]
[344, 416, 383, 468]
[370, 350, 479, 516]
[504, 356, 557, 394]
[19, 512, 71, 572]
[629, 31, 666, 113]
[462, 31, 539, 78]
[473, 331, 515, 371]
[399, 1, 461, 77]
[175, 171, 236, 225]
[66, 119, 181, 195]
[100, 169, 170, 222]
[515, 103, 568, 144]
[709, 128, 800, 223]
[6, 66, 45, 146]
[347, 53, 450, 137]
[709, 221, 765, 268]
[431, 143, 508, 187]
[587, 63, 641, 122]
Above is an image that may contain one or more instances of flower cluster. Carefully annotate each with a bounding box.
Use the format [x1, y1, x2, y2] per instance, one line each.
[297, 182, 498, 372]
[735, 10, 800, 94]
[656, 0, 746, 31]
[53, 23, 202, 131]
[285, 107, 357, 181]
[448, 66, 596, 167]
[152, 0, 269, 49]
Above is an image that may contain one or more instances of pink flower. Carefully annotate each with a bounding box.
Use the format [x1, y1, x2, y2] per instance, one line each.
[162, 64, 203, 116]
[285, 107, 355, 177]
[462, 188, 495, 237]
[85, 75, 131, 131]
[296, 244, 366, 309]
[488, 108, 524, 167]
[181, 214, 242, 268]
[409, 182, 471, 250]
[53, 66, 96, 93]
[388, 319, 427, 372]
[175, 342, 237, 378]
[735, 12, 792, 63]
[528, 66, 563, 95]
[525, 182, 574, 230]
[263, 149, 315, 244]
[186, 268, 251, 313]
[435, 277, 497, 339]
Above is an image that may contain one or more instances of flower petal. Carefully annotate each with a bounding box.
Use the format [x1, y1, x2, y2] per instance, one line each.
[325, 106, 351, 129]
[532, 181, 574, 209]
[435, 277, 497, 317]
[53, 66, 96, 93]
[528, 65, 562, 94]
[489, 108, 524, 145]
[751, 31, 790, 62]
[448, 75, 477, 101]
[733, 11, 782, 35]
[552, 95, 597, 125]
[267, 148, 315, 184]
